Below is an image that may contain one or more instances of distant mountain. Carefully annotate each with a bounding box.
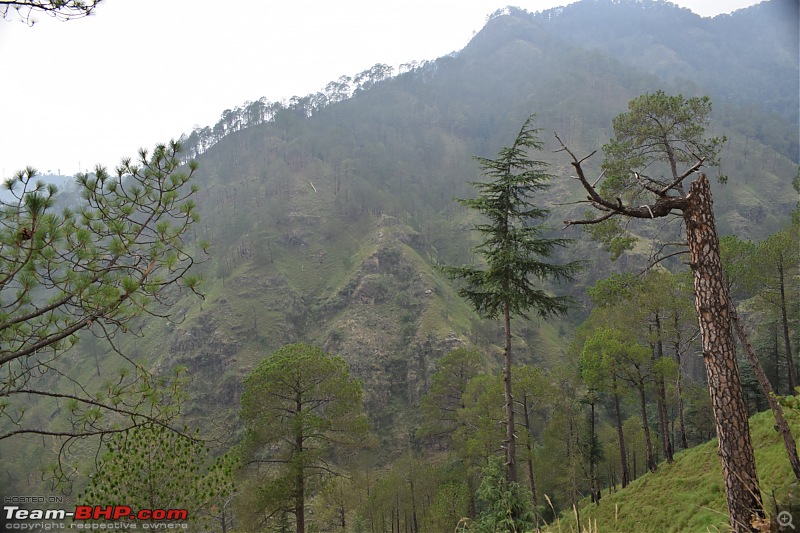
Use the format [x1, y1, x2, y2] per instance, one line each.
[0, 173, 76, 203]
[528, 0, 798, 128]
[168, 0, 800, 429]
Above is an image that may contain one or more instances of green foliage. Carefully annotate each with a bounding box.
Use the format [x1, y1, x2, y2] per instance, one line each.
[356, 453, 464, 533]
[586, 272, 637, 308]
[418, 348, 485, 441]
[310, 476, 363, 531]
[440, 115, 581, 321]
[580, 91, 728, 254]
[723, 221, 799, 394]
[0, 140, 205, 444]
[4, 2, 799, 519]
[583, 217, 636, 261]
[239, 343, 369, 530]
[459, 373, 506, 465]
[426, 481, 471, 532]
[750, 226, 799, 312]
[513, 364, 556, 418]
[440, 114, 582, 484]
[581, 326, 650, 390]
[79, 424, 238, 528]
[720, 234, 758, 298]
[602, 90, 726, 196]
[474, 456, 536, 532]
[778, 388, 800, 420]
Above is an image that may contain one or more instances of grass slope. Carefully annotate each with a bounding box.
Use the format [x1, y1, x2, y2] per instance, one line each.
[549, 409, 800, 532]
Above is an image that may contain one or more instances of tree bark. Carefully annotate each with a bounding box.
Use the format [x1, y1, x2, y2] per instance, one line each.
[778, 260, 797, 391]
[684, 173, 764, 532]
[673, 314, 689, 450]
[521, 392, 539, 507]
[589, 395, 599, 504]
[409, 477, 418, 533]
[503, 301, 517, 483]
[295, 390, 305, 533]
[467, 473, 477, 518]
[774, 323, 782, 394]
[731, 304, 800, 481]
[653, 314, 674, 463]
[296, 440, 305, 530]
[656, 372, 672, 462]
[612, 372, 630, 487]
[637, 374, 657, 473]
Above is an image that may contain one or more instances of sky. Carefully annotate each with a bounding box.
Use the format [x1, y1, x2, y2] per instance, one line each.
[0, 0, 765, 176]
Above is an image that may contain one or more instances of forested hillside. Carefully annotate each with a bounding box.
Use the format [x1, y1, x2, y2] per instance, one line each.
[1, 1, 797, 531]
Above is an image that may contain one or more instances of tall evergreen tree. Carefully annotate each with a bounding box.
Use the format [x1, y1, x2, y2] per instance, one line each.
[240, 343, 369, 533]
[441, 115, 580, 484]
[750, 228, 799, 393]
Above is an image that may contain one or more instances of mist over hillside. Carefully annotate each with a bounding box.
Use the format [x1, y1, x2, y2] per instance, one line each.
[2, 0, 798, 530]
[156, 0, 800, 456]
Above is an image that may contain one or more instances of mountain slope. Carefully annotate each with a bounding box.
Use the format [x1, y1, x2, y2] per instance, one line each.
[150, 0, 800, 444]
[547, 410, 800, 532]
[527, 0, 799, 132]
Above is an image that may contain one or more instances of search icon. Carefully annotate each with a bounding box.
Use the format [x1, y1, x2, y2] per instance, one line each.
[778, 511, 795, 530]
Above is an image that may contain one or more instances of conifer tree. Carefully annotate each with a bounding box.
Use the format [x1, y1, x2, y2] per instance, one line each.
[442, 115, 580, 484]
[0, 141, 206, 470]
[557, 91, 765, 531]
[240, 343, 369, 533]
[80, 424, 238, 530]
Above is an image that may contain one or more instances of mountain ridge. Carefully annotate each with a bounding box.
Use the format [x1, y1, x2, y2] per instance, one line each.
[140, 0, 800, 432]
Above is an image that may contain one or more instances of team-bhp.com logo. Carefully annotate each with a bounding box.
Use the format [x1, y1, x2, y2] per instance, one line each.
[4, 505, 188, 529]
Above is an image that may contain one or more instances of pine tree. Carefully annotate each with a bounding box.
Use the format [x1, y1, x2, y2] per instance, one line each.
[558, 91, 765, 531]
[239, 343, 369, 533]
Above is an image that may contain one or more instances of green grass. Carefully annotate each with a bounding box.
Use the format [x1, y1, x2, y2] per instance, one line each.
[546, 409, 800, 532]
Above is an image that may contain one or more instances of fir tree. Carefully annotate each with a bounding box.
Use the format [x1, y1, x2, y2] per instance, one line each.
[442, 115, 580, 484]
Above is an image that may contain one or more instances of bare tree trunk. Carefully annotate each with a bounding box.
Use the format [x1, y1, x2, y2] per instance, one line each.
[684, 174, 764, 532]
[656, 375, 672, 462]
[503, 301, 517, 483]
[295, 391, 306, 533]
[612, 372, 630, 487]
[778, 261, 797, 391]
[589, 395, 599, 504]
[467, 473, 477, 519]
[409, 478, 418, 533]
[674, 314, 689, 450]
[295, 457, 305, 532]
[521, 392, 538, 507]
[637, 375, 657, 473]
[653, 315, 674, 463]
[772, 322, 782, 394]
[567, 412, 581, 533]
[731, 304, 800, 481]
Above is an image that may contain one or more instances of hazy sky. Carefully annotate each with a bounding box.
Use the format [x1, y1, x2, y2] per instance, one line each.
[1, 0, 764, 176]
